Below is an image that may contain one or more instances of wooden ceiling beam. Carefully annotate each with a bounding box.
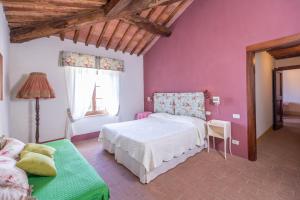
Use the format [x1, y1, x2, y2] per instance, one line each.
[122, 8, 154, 53]
[123, 28, 140, 53]
[114, 24, 131, 52]
[96, 22, 109, 48]
[2, 2, 90, 12]
[130, 6, 167, 55]
[106, 20, 122, 50]
[122, 14, 171, 37]
[5, 10, 73, 17]
[85, 25, 94, 46]
[138, 0, 186, 55]
[10, 0, 181, 43]
[59, 32, 65, 41]
[10, 9, 107, 43]
[1, 0, 107, 8]
[104, 0, 132, 17]
[73, 30, 80, 43]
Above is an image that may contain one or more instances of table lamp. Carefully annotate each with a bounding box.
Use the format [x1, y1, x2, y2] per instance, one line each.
[17, 72, 55, 143]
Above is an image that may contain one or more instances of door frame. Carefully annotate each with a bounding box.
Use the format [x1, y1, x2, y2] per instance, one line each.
[246, 33, 300, 161]
[272, 70, 283, 130]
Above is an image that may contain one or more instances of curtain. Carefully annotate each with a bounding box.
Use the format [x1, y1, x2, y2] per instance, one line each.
[99, 70, 120, 116]
[59, 51, 124, 72]
[64, 67, 97, 138]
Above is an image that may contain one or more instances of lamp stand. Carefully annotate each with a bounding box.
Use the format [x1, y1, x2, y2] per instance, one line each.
[35, 98, 40, 143]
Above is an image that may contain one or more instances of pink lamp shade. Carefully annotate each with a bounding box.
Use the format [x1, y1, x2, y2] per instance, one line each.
[16, 72, 55, 99]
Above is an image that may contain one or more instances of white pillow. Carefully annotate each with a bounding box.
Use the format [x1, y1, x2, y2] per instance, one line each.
[0, 138, 25, 159]
[0, 167, 33, 200]
[0, 156, 34, 200]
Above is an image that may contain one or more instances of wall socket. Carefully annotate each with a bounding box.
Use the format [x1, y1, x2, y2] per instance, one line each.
[232, 140, 240, 145]
[233, 114, 240, 119]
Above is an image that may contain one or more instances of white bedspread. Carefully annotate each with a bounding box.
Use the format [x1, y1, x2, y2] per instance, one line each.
[100, 113, 206, 172]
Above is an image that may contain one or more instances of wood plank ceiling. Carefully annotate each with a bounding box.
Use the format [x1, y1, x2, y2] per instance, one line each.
[1, 0, 193, 56]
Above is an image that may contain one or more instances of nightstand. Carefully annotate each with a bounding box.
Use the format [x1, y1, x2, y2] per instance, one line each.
[135, 111, 152, 120]
[207, 120, 232, 159]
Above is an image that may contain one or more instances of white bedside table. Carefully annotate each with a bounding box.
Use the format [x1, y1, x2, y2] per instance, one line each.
[207, 120, 232, 159]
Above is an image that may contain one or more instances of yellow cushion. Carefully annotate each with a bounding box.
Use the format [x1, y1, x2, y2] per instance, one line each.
[23, 143, 56, 158]
[16, 151, 57, 176]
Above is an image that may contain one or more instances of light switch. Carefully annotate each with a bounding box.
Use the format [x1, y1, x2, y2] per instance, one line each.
[233, 114, 240, 119]
[206, 111, 211, 116]
[232, 140, 239, 145]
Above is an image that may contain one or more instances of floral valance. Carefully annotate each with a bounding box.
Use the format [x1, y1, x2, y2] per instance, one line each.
[59, 51, 124, 72]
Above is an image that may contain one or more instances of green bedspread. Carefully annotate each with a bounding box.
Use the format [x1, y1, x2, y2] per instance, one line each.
[28, 139, 109, 200]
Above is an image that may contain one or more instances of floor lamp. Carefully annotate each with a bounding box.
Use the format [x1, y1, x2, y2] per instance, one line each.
[17, 72, 55, 143]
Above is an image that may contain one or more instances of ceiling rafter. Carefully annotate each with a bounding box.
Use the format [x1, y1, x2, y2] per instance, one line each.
[85, 25, 94, 46]
[73, 29, 80, 43]
[131, 6, 168, 55]
[123, 27, 140, 53]
[9, 0, 182, 43]
[114, 23, 132, 52]
[138, 0, 187, 55]
[1, 0, 107, 8]
[59, 32, 65, 41]
[106, 20, 122, 50]
[122, 9, 154, 53]
[96, 22, 109, 48]
[2, 0, 193, 55]
[104, 0, 132, 17]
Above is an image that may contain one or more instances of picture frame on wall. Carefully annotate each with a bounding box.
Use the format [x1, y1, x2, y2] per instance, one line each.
[0, 53, 3, 100]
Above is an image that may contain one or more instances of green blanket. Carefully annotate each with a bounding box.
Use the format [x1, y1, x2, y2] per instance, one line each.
[28, 139, 109, 200]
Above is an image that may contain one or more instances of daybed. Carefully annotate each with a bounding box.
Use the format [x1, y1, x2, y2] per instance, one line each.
[28, 139, 109, 200]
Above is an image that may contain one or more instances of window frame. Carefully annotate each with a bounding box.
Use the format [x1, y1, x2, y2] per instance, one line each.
[85, 72, 108, 116]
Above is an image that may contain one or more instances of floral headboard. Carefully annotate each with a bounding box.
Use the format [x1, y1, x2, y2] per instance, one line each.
[174, 93, 206, 120]
[154, 93, 175, 114]
[154, 92, 206, 120]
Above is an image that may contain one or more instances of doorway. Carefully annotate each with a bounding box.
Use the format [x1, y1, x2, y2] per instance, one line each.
[246, 33, 300, 161]
[274, 65, 300, 129]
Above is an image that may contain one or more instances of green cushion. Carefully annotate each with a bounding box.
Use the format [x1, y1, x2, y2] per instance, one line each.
[28, 139, 110, 200]
[17, 151, 57, 176]
[24, 143, 56, 158]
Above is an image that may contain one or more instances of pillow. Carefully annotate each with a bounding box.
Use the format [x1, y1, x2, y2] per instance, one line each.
[0, 135, 7, 150]
[0, 166, 34, 200]
[0, 156, 16, 169]
[17, 151, 57, 177]
[23, 143, 56, 158]
[0, 138, 25, 159]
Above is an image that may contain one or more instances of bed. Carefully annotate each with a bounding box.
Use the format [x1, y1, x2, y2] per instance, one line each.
[100, 92, 207, 184]
[29, 139, 110, 200]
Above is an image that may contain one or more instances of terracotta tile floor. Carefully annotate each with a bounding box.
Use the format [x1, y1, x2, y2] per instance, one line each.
[74, 116, 300, 200]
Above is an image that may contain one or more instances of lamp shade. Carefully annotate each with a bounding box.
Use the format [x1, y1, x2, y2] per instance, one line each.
[17, 72, 55, 99]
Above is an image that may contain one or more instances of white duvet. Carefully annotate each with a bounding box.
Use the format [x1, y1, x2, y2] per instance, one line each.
[100, 113, 206, 172]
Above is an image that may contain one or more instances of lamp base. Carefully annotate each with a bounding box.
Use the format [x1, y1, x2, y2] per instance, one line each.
[35, 98, 40, 143]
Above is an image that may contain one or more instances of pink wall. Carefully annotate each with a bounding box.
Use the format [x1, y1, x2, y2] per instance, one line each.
[144, 0, 300, 158]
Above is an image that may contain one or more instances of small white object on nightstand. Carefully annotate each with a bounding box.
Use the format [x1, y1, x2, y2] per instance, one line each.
[207, 120, 232, 159]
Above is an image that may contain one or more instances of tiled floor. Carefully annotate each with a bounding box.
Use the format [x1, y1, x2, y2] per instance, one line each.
[74, 116, 300, 200]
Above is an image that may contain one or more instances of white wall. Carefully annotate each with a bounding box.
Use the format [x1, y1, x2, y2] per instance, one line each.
[0, 5, 10, 136]
[283, 70, 300, 115]
[9, 37, 144, 143]
[276, 57, 300, 115]
[255, 52, 274, 138]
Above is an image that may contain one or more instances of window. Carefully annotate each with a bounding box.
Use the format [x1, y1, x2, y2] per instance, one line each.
[86, 72, 108, 116]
